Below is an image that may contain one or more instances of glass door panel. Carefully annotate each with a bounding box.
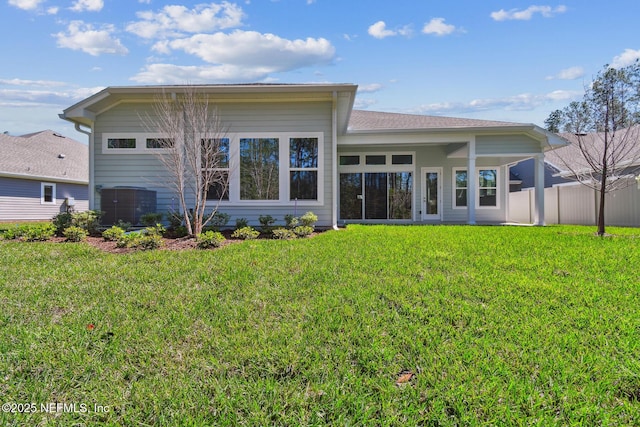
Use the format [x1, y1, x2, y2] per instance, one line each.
[339, 173, 363, 220]
[364, 173, 387, 219]
[422, 168, 441, 220]
[389, 172, 412, 219]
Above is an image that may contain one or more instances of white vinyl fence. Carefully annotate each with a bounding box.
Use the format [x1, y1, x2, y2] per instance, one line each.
[509, 179, 640, 226]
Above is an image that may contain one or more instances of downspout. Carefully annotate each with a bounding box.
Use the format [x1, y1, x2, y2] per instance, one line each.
[332, 91, 339, 230]
[74, 123, 94, 210]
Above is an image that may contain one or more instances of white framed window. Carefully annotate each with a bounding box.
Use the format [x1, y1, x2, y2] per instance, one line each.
[452, 167, 500, 209]
[289, 137, 319, 201]
[204, 138, 230, 201]
[102, 133, 173, 154]
[41, 182, 56, 204]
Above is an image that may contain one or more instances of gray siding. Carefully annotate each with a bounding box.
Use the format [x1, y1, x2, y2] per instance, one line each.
[92, 101, 334, 227]
[0, 177, 89, 221]
[476, 135, 541, 155]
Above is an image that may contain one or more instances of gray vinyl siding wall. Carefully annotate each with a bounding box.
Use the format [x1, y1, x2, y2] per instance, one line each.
[0, 177, 89, 221]
[92, 101, 334, 227]
[476, 135, 541, 155]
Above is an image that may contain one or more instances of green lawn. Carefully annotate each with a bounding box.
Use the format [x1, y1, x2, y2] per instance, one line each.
[1, 225, 639, 425]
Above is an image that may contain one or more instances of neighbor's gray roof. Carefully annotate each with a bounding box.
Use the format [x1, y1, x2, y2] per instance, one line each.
[348, 110, 529, 131]
[0, 130, 88, 183]
[545, 127, 640, 174]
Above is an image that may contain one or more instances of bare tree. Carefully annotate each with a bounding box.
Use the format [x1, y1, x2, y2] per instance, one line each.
[545, 62, 640, 235]
[143, 87, 230, 236]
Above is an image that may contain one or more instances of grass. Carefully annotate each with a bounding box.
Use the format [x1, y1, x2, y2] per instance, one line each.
[1, 224, 639, 425]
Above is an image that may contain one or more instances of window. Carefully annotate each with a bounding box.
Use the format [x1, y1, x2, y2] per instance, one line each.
[340, 155, 360, 166]
[479, 169, 497, 207]
[240, 137, 279, 200]
[146, 138, 174, 149]
[203, 138, 230, 201]
[41, 183, 56, 204]
[107, 138, 136, 149]
[289, 137, 318, 200]
[454, 169, 467, 207]
[392, 154, 413, 165]
[452, 168, 499, 208]
[366, 155, 386, 165]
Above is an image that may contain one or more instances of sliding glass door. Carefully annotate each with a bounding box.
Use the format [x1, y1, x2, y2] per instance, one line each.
[339, 172, 412, 221]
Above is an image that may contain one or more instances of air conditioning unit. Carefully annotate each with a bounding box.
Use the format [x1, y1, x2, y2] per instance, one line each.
[100, 187, 157, 226]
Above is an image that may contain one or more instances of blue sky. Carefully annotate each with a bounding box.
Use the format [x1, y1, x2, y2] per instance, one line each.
[2, 0, 640, 141]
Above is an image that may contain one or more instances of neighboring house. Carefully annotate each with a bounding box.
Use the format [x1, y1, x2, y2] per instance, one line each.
[509, 157, 572, 191]
[59, 84, 567, 227]
[0, 130, 89, 221]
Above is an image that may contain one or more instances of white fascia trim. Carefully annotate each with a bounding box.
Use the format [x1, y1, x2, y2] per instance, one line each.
[0, 172, 87, 185]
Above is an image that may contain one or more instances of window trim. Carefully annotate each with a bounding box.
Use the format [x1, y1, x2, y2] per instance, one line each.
[452, 167, 500, 210]
[41, 182, 56, 205]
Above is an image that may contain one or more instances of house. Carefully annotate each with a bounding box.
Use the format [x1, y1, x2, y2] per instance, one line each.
[509, 157, 572, 191]
[0, 130, 89, 221]
[59, 84, 567, 227]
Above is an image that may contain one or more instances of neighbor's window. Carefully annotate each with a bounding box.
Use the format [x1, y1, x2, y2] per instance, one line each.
[41, 182, 56, 204]
[479, 169, 497, 207]
[454, 170, 468, 207]
[107, 138, 136, 149]
[203, 138, 230, 201]
[240, 137, 279, 200]
[289, 137, 318, 200]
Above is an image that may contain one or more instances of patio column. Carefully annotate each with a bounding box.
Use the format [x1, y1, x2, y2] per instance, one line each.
[467, 138, 476, 225]
[534, 153, 545, 225]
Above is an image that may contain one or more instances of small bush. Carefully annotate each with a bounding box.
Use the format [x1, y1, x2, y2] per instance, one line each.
[171, 225, 189, 238]
[116, 233, 139, 248]
[284, 214, 299, 229]
[102, 226, 125, 241]
[293, 225, 314, 238]
[196, 231, 226, 249]
[52, 212, 74, 236]
[16, 223, 55, 242]
[232, 226, 260, 240]
[235, 218, 249, 229]
[299, 211, 318, 228]
[114, 220, 131, 231]
[140, 212, 163, 227]
[63, 226, 88, 242]
[209, 212, 230, 230]
[138, 232, 164, 250]
[166, 211, 184, 229]
[272, 228, 297, 240]
[71, 210, 102, 235]
[258, 215, 276, 228]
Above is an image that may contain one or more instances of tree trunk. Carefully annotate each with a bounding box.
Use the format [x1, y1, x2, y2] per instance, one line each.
[596, 174, 606, 236]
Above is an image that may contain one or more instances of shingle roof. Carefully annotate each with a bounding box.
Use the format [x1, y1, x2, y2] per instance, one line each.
[348, 109, 528, 131]
[545, 127, 640, 174]
[0, 130, 88, 183]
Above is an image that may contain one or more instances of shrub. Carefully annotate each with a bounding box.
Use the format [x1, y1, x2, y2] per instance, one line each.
[10, 223, 56, 242]
[166, 211, 184, 229]
[102, 226, 125, 242]
[71, 210, 102, 235]
[52, 212, 74, 236]
[196, 231, 226, 249]
[140, 212, 163, 227]
[235, 218, 248, 229]
[208, 212, 230, 230]
[114, 220, 132, 231]
[299, 211, 318, 228]
[232, 226, 260, 240]
[293, 225, 314, 238]
[116, 233, 139, 248]
[138, 232, 164, 250]
[63, 226, 88, 242]
[272, 228, 297, 240]
[284, 214, 299, 229]
[258, 215, 276, 228]
[171, 225, 189, 238]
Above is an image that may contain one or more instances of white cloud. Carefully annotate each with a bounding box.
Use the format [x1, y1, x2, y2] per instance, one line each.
[8, 0, 45, 10]
[127, 2, 244, 39]
[354, 98, 377, 110]
[611, 48, 640, 68]
[54, 21, 129, 56]
[412, 90, 581, 115]
[357, 84, 383, 93]
[368, 21, 396, 39]
[131, 63, 271, 84]
[157, 30, 335, 69]
[491, 5, 567, 21]
[545, 66, 584, 80]
[422, 18, 456, 36]
[0, 78, 68, 87]
[47, 6, 59, 14]
[139, 0, 151, 3]
[70, 0, 104, 12]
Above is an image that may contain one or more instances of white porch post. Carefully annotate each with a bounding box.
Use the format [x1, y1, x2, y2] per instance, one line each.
[534, 153, 545, 225]
[467, 138, 476, 225]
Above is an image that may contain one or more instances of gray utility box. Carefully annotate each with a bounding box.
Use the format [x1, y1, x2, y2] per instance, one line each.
[100, 187, 157, 226]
